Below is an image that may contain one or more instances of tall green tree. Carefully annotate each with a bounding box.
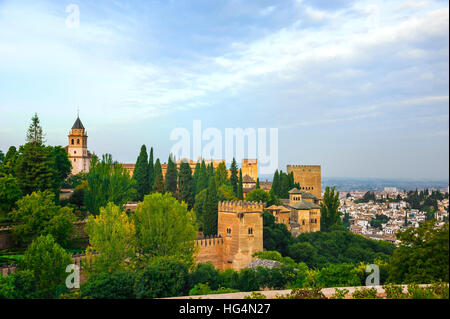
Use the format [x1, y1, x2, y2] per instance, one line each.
[26, 113, 46, 145]
[0, 146, 18, 175]
[84, 154, 136, 215]
[148, 147, 154, 192]
[320, 186, 342, 232]
[217, 184, 237, 202]
[132, 145, 150, 201]
[206, 162, 214, 180]
[229, 158, 238, 196]
[214, 161, 228, 187]
[9, 190, 76, 246]
[202, 177, 218, 236]
[0, 174, 22, 218]
[196, 160, 208, 194]
[194, 189, 208, 231]
[280, 171, 290, 198]
[20, 234, 72, 298]
[192, 161, 201, 195]
[271, 170, 280, 197]
[388, 220, 449, 284]
[245, 188, 269, 204]
[178, 161, 194, 210]
[256, 178, 260, 189]
[15, 143, 58, 196]
[47, 145, 72, 196]
[165, 154, 178, 195]
[237, 169, 244, 200]
[133, 193, 197, 266]
[85, 202, 136, 274]
[153, 158, 165, 193]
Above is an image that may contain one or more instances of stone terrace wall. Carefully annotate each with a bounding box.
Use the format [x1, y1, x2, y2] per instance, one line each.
[0, 228, 13, 250]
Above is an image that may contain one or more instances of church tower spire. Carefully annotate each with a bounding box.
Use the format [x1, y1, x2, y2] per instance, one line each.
[67, 114, 91, 175]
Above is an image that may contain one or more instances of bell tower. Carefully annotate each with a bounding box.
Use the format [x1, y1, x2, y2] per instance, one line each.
[67, 115, 91, 175]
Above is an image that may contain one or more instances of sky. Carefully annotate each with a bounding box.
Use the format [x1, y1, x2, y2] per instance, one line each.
[0, 0, 448, 180]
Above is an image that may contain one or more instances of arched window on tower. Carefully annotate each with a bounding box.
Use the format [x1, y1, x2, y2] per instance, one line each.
[77, 139, 80, 144]
[71, 139, 74, 145]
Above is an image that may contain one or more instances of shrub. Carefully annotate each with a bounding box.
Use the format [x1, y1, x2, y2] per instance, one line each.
[0, 275, 15, 299]
[316, 263, 362, 287]
[189, 283, 238, 296]
[351, 287, 380, 299]
[330, 288, 350, 299]
[383, 283, 406, 299]
[10, 270, 36, 299]
[406, 283, 449, 299]
[81, 272, 136, 299]
[244, 292, 267, 299]
[188, 263, 220, 290]
[276, 288, 327, 299]
[134, 256, 189, 298]
[20, 234, 72, 298]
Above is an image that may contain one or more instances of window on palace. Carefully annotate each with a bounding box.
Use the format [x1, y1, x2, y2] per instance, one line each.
[248, 228, 253, 235]
[226, 228, 232, 236]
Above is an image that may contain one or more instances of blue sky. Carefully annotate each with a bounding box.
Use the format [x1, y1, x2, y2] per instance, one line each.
[0, 0, 448, 180]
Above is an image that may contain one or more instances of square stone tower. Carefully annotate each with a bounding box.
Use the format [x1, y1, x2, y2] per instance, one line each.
[286, 165, 321, 198]
[241, 159, 257, 182]
[218, 201, 264, 270]
[67, 116, 91, 175]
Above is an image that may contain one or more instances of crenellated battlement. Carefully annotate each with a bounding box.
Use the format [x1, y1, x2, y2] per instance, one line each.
[287, 165, 321, 169]
[195, 235, 224, 247]
[218, 200, 264, 213]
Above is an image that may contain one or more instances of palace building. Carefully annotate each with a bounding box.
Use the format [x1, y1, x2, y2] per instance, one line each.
[267, 187, 321, 236]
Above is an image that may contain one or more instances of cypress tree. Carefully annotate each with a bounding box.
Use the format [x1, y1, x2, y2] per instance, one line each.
[196, 160, 208, 194]
[202, 177, 218, 236]
[132, 145, 150, 201]
[148, 147, 154, 192]
[280, 171, 290, 199]
[207, 162, 214, 180]
[165, 154, 178, 195]
[237, 169, 244, 200]
[271, 170, 280, 197]
[256, 178, 260, 189]
[288, 172, 295, 190]
[192, 161, 201, 195]
[153, 158, 164, 193]
[178, 161, 194, 210]
[229, 158, 238, 196]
